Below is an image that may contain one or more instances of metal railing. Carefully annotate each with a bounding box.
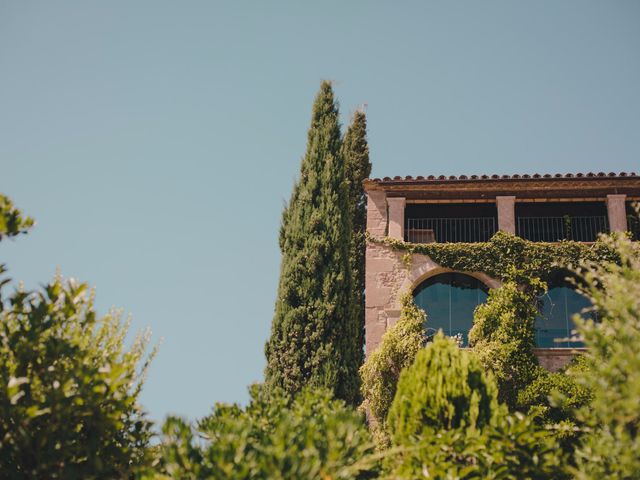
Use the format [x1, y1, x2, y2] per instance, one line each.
[517, 216, 608, 242]
[406, 217, 497, 243]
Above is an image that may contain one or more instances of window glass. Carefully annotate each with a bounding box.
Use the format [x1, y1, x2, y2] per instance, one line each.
[535, 276, 594, 348]
[413, 273, 488, 346]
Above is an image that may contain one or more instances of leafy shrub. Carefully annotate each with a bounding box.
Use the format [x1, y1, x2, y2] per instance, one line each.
[569, 234, 640, 479]
[359, 294, 426, 445]
[469, 279, 541, 408]
[145, 386, 378, 480]
[385, 333, 566, 479]
[517, 357, 592, 446]
[0, 276, 155, 479]
[387, 332, 499, 443]
[387, 411, 567, 480]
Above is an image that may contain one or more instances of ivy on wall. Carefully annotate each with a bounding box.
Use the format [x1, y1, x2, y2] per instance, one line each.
[368, 230, 620, 284]
[367, 230, 615, 436]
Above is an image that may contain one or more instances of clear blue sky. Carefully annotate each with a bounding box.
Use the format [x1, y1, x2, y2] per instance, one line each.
[2, 1, 639, 423]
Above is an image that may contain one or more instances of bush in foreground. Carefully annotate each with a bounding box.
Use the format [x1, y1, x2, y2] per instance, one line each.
[385, 333, 566, 479]
[145, 386, 378, 480]
[359, 294, 426, 445]
[0, 276, 155, 479]
[571, 234, 640, 479]
[387, 411, 566, 480]
[387, 332, 499, 442]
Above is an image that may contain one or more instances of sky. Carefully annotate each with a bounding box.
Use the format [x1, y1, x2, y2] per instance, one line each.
[1, 1, 639, 423]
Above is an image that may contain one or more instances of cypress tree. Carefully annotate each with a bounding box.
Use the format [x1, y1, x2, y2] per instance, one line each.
[265, 82, 359, 404]
[342, 110, 372, 387]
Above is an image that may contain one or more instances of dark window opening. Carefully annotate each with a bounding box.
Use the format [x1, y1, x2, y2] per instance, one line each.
[516, 202, 608, 242]
[405, 203, 497, 243]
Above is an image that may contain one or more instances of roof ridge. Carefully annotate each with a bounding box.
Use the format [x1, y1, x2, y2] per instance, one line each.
[367, 172, 638, 183]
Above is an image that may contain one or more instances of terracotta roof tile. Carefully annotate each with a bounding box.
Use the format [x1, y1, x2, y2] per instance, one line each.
[367, 172, 638, 183]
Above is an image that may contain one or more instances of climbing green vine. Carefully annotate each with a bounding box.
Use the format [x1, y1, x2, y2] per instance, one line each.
[366, 230, 619, 428]
[368, 230, 619, 283]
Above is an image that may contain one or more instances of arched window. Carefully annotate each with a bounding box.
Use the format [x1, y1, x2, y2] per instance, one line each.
[413, 273, 489, 346]
[535, 273, 595, 348]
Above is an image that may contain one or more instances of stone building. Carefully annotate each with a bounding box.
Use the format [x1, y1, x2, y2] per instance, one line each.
[364, 172, 640, 370]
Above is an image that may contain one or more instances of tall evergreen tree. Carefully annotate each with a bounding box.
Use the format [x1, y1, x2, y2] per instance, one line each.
[265, 82, 359, 404]
[342, 110, 371, 387]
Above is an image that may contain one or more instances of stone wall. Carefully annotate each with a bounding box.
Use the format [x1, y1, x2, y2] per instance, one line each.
[365, 240, 582, 370]
[365, 240, 500, 353]
[534, 348, 584, 371]
[362, 185, 597, 370]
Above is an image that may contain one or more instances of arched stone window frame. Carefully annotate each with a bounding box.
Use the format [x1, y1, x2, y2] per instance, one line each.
[406, 266, 500, 294]
[411, 270, 493, 346]
[383, 253, 501, 331]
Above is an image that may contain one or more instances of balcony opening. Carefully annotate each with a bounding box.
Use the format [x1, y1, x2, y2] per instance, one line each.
[405, 203, 497, 243]
[516, 202, 608, 242]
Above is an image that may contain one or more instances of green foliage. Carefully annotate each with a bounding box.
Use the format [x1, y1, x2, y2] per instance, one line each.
[387, 333, 499, 443]
[265, 81, 360, 404]
[372, 230, 618, 283]
[359, 294, 426, 445]
[0, 275, 155, 479]
[373, 221, 624, 458]
[145, 386, 378, 480]
[469, 280, 541, 408]
[517, 356, 592, 439]
[342, 110, 372, 402]
[569, 234, 640, 479]
[385, 333, 566, 479]
[0, 194, 34, 284]
[386, 411, 567, 480]
[0, 195, 34, 241]
[369, 229, 618, 415]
